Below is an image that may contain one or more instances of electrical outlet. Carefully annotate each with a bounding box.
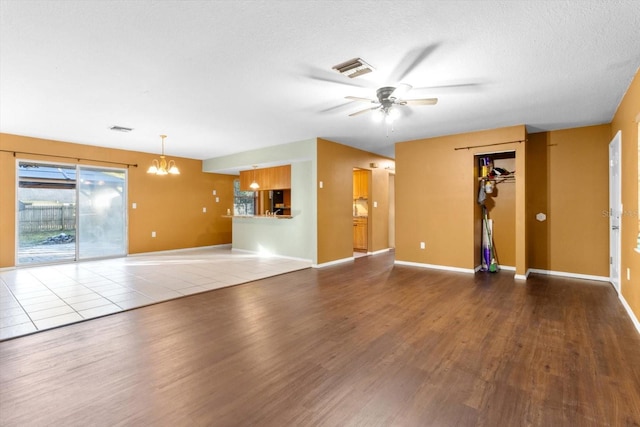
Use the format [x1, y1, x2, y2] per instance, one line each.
[132, 202, 137, 209]
[319, 181, 323, 188]
[212, 190, 216, 195]
[215, 197, 219, 203]
[420, 242, 425, 249]
[628, 268, 631, 281]
[202, 207, 207, 213]
[151, 231, 156, 238]
[373, 201, 378, 208]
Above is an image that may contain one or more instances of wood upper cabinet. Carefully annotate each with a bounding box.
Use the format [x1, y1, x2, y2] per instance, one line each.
[239, 165, 291, 191]
[353, 169, 368, 199]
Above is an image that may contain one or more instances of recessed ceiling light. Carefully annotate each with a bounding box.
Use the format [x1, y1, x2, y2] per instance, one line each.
[110, 125, 133, 132]
[332, 58, 374, 78]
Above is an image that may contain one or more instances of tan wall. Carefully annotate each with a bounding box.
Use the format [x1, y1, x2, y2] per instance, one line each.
[395, 125, 527, 273]
[526, 132, 550, 269]
[316, 138, 394, 265]
[0, 133, 235, 268]
[545, 125, 611, 276]
[611, 69, 640, 322]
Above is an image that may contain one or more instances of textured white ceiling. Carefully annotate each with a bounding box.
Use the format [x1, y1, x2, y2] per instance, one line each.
[1, 1, 639, 161]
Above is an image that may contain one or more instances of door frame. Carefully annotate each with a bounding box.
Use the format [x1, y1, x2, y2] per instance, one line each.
[609, 131, 622, 293]
[15, 159, 129, 265]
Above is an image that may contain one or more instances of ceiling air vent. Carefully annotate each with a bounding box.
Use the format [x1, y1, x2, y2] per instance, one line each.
[332, 58, 374, 78]
[110, 125, 133, 132]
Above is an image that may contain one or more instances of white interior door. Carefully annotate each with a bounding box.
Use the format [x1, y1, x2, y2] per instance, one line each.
[609, 131, 621, 293]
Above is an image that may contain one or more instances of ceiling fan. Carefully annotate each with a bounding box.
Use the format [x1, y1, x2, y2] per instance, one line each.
[346, 84, 438, 119]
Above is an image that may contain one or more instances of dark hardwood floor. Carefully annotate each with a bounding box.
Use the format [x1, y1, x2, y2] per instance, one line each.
[1, 252, 639, 426]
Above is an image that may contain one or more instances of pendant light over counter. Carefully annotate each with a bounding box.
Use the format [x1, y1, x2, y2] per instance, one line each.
[249, 165, 260, 190]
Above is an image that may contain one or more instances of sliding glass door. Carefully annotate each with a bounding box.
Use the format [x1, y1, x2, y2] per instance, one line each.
[77, 167, 127, 259]
[17, 163, 77, 264]
[17, 161, 127, 265]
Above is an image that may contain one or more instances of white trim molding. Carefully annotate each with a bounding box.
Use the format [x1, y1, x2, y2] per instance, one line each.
[369, 248, 391, 255]
[620, 293, 640, 335]
[313, 257, 354, 268]
[394, 260, 475, 274]
[526, 268, 609, 282]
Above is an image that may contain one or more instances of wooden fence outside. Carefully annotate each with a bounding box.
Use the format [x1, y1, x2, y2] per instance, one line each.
[19, 205, 76, 233]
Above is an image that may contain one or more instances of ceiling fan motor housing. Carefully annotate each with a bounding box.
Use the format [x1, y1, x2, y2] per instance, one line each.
[376, 86, 397, 105]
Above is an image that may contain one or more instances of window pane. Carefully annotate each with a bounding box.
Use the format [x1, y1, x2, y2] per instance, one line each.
[233, 179, 256, 215]
[17, 162, 77, 264]
[77, 167, 127, 259]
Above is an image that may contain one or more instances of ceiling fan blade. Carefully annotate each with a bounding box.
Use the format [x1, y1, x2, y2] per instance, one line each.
[403, 98, 438, 106]
[349, 106, 379, 117]
[345, 96, 377, 103]
[389, 44, 441, 83]
[411, 83, 482, 93]
[320, 101, 354, 113]
[390, 83, 412, 98]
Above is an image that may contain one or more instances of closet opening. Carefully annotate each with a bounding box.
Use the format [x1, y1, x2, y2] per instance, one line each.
[475, 151, 516, 272]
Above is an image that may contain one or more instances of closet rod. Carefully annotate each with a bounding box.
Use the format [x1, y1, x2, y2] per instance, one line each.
[0, 149, 138, 168]
[454, 139, 525, 151]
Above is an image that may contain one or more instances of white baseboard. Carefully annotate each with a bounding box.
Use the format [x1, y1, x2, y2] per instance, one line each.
[130, 243, 232, 257]
[231, 248, 312, 263]
[394, 260, 475, 274]
[313, 257, 354, 268]
[526, 268, 609, 282]
[369, 248, 391, 255]
[619, 292, 640, 335]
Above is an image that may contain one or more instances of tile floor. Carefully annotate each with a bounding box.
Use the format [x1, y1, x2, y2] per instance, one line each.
[0, 246, 311, 341]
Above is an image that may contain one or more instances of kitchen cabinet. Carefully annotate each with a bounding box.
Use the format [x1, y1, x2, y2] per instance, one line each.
[240, 165, 291, 191]
[353, 217, 368, 251]
[353, 169, 368, 199]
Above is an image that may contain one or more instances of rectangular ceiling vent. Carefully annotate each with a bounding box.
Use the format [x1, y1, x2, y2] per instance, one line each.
[332, 58, 374, 78]
[110, 125, 133, 132]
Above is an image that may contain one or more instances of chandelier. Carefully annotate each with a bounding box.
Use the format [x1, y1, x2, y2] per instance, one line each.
[147, 135, 179, 175]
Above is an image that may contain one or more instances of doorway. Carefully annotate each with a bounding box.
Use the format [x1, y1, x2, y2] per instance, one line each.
[353, 168, 369, 257]
[17, 161, 127, 265]
[609, 131, 621, 293]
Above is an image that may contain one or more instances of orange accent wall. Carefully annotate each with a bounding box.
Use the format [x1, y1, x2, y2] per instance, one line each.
[0, 133, 235, 268]
[545, 124, 611, 276]
[611, 69, 640, 322]
[316, 138, 394, 265]
[526, 132, 550, 269]
[395, 125, 527, 274]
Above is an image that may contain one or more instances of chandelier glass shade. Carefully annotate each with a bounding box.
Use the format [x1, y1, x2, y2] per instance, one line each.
[147, 135, 179, 175]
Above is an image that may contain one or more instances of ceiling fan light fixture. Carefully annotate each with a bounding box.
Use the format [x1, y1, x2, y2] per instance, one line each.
[332, 58, 374, 78]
